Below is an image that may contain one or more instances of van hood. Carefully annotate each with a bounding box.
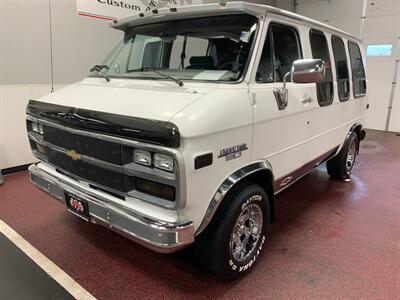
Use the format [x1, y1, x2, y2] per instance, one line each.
[38, 78, 214, 122]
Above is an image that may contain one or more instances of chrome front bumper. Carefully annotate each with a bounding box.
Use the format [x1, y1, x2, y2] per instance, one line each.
[28, 164, 194, 253]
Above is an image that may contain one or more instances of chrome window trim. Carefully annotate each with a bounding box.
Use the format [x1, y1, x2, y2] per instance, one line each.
[196, 160, 273, 235]
[27, 115, 187, 209]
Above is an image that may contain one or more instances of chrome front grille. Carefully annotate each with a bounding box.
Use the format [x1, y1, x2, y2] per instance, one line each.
[45, 146, 130, 192]
[26, 116, 185, 209]
[43, 125, 123, 165]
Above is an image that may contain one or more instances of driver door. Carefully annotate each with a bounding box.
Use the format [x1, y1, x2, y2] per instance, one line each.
[249, 20, 317, 190]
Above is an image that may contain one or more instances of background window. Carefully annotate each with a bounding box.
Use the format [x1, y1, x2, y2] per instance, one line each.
[256, 23, 302, 83]
[127, 35, 163, 71]
[367, 44, 393, 57]
[310, 29, 334, 106]
[348, 41, 367, 97]
[142, 41, 162, 69]
[331, 35, 350, 101]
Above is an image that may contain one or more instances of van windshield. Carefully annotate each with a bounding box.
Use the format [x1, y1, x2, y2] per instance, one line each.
[92, 14, 258, 83]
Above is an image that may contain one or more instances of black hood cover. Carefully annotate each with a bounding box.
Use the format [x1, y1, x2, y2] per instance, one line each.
[27, 100, 180, 148]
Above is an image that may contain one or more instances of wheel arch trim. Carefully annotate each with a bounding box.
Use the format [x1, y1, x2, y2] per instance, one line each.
[196, 160, 274, 235]
[342, 123, 363, 154]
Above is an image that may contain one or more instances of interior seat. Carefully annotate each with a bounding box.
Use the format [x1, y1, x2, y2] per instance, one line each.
[186, 56, 215, 70]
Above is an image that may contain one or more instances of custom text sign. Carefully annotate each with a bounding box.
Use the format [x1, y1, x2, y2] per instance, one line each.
[77, 0, 202, 21]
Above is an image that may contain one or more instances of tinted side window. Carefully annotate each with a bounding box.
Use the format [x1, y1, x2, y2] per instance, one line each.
[331, 35, 350, 101]
[348, 41, 367, 97]
[256, 27, 274, 83]
[272, 24, 302, 82]
[310, 29, 334, 106]
[256, 23, 301, 83]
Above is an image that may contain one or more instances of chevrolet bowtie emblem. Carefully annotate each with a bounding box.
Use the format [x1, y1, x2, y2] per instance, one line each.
[66, 149, 82, 161]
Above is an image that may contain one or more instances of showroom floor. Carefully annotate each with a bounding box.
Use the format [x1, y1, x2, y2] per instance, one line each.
[0, 129, 399, 299]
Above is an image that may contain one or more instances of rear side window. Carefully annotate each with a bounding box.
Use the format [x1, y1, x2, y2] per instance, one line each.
[331, 35, 350, 101]
[142, 41, 162, 69]
[309, 29, 334, 106]
[348, 41, 367, 97]
[256, 23, 302, 83]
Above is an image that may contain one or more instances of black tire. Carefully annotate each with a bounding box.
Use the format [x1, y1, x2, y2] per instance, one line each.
[327, 131, 359, 180]
[194, 182, 269, 280]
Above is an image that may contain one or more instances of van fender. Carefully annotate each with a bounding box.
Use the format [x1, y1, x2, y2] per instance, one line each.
[196, 160, 274, 235]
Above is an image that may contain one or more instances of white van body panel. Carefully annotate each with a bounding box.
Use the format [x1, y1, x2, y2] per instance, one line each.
[39, 78, 216, 122]
[171, 86, 254, 229]
[248, 13, 368, 185]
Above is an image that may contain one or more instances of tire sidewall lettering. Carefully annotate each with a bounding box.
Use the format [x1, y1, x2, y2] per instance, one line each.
[230, 193, 266, 273]
[241, 194, 263, 211]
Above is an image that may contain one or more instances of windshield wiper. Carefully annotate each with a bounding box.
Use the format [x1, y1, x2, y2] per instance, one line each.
[129, 67, 184, 87]
[90, 64, 110, 82]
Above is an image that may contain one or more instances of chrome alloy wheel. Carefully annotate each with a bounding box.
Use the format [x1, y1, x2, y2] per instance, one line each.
[229, 203, 263, 262]
[346, 138, 357, 174]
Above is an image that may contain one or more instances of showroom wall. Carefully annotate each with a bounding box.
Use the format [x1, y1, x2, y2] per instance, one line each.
[204, 0, 295, 11]
[0, 0, 122, 169]
[295, 0, 400, 132]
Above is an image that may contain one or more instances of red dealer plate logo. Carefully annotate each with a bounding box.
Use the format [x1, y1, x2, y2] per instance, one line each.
[65, 193, 90, 221]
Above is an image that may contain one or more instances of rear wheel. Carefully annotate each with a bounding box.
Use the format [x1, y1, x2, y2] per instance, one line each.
[194, 182, 269, 280]
[327, 131, 359, 180]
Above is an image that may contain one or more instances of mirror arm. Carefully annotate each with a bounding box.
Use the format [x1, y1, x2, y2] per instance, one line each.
[282, 71, 292, 90]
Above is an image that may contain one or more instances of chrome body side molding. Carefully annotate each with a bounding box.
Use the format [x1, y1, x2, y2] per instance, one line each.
[273, 146, 339, 194]
[196, 161, 273, 235]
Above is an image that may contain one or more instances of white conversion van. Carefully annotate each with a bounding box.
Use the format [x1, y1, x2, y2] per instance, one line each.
[26, 2, 368, 279]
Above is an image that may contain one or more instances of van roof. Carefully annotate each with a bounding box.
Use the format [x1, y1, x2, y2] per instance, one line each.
[111, 1, 360, 42]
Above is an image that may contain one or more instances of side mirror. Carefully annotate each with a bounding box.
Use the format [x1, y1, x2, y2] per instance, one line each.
[273, 59, 325, 110]
[291, 59, 325, 84]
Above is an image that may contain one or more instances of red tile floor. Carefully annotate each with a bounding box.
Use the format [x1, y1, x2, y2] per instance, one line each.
[1, 130, 399, 299]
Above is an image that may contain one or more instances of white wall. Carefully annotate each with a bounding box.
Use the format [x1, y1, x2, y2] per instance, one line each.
[204, 0, 295, 11]
[296, 0, 400, 132]
[363, 1, 400, 132]
[0, 0, 122, 169]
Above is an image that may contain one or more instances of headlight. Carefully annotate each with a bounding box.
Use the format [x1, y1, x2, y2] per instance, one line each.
[32, 122, 39, 133]
[31, 122, 43, 135]
[133, 149, 151, 166]
[154, 153, 174, 172]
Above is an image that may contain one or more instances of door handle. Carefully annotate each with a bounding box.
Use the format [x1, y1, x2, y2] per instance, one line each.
[302, 97, 314, 104]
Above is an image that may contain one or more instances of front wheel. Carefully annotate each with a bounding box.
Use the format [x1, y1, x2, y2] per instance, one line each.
[194, 183, 269, 280]
[327, 131, 359, 180]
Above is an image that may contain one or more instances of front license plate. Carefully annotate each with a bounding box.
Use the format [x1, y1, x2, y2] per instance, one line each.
[65, 193, 90, 221]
